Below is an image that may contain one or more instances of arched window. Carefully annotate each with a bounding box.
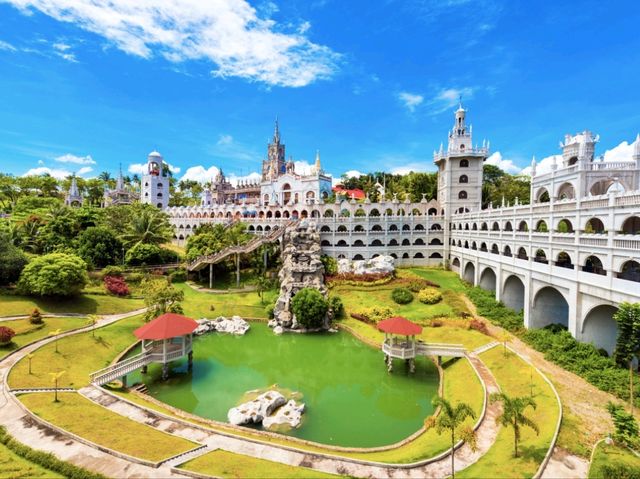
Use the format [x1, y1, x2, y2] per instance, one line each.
[556, 252, 573, 269]
[535, 220, 548, 233]
[458, 190, 468, 200]
[534, 249, 548, 264]
[481, 222, 488, 231]
[517, 247, 528, 260]
[585, 218, 605, 234]
[583, 256, 605, 275]
[492, 222, 500, 231]
[622, 216, 640, 235]
[480, 242, 488, 252]
[557, 219, 574, 233]
[518, 221, 528, 232]
[504, 221, 513, 231]
[471, 242, 477, 250]
[618, 260, 640, 282]
[503, 245, 512, 257]
[460, 159, 469, 168]
[459, 174, 468, 184]
[491, 244, 499, 254]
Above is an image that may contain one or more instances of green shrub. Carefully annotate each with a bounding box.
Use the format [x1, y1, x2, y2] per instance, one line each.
[418, 287, 443, 304]
[169, 268, 188, 283]
[17, 253, 88, 297]
[353, 306, 394, 323]
[125, 243, 162, 266]
[391, 287, 413, 304]
[0, 425, 105, 479]
[607, 402, 640, 449]
[125, 272, 145, 284]
[291, 288, 329, 329]
[0, 241, 28, 286]
[321, 255, 338, 275]
[597, 464, 640, 479]
[466, 287, 523, 331]
[265, 303, 275, 319]
[29, 308, 44, 325]
[329, 296, 345, 319]
[101, 266, 124, 278]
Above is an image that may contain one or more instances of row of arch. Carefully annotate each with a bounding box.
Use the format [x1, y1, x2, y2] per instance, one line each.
[170, 207, 444, 220]
[318, 223, 442, 232]
[534, 178, 629, 203]
[451, 216, 640, 234]
[454, 262, 620, 354]
[451, 243, 640, 282]
[322, 238, 442, 247]
[338, 252, 442, 260]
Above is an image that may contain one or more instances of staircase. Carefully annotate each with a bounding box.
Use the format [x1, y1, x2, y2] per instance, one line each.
[89, 352, 152, 386]
[187, 220, 297, 271]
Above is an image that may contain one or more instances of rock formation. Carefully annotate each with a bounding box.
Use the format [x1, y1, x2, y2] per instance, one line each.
[271, 220, 328, 331]
[227, 391, 286, 425]
[195, 316, 250, 335]
[262, 399, 306, 430]
[337, 255, 395, 275]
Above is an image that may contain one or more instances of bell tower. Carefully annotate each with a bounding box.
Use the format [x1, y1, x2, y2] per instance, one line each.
[141, 151, 169, 209]
[262, 119, 286, 181]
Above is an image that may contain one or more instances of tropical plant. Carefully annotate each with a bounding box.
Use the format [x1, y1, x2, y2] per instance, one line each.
[48, 328, 62, 353]
[0, 234, 28, 285]
[255, 275, 271, 304]
[86, 315, 98, 338]
[18, 253, 88, 297]
[329, 295, 345, 319]
[77, 226, 123, 268]
[50, 371, 65, 402]
[321, 255, 338, 275]
[290, 288, 329, 329]
[142, 280, 184, 322]
[613, 303, 640, 413]
[120, 206, 172, 247]
[418, 287, 443, 304]
[490, 392, 539, 457]
[606, 402, 640, 449]
[428, 397, 477, 478]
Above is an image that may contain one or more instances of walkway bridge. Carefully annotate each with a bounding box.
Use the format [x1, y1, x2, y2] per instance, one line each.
[382, 338, 466, 360]
[187, 220, 297, 271]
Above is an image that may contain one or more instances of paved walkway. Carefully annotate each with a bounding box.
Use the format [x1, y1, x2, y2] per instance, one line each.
[78, 352, 502, 478]
[0, 309, 185, 478]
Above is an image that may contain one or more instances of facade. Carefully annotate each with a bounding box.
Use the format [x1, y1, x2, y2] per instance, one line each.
[166, 107, 640, 355]
[64, 176, 83, 207]
[103, 167, 136, 207]
[141, 151, 169, 209]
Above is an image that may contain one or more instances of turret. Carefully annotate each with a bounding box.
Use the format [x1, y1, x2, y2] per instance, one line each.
[314, 150, 322, 174]
[634, 133, 640, 167]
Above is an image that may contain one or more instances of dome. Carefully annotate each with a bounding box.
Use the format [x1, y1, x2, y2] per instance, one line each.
[148, 150, 163, 158]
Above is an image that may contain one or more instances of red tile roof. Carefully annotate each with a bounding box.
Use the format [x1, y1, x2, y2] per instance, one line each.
[333, 186, 366, 199]
[134, 313, 198, 340]
[377, 316, 422, 336]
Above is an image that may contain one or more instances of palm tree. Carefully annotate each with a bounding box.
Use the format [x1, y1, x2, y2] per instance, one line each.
[49, 371, 66, 402]
[490, 392, 539, 457]
[429, 397, 477, 478]
[120, 207, 172, 247]
[48, 328, 62, 353]
[98, 171, 112, 182]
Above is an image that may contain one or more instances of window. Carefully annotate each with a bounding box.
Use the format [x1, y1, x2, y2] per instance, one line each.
[459, 175, 468, 183]
[460, 159, 469, 168]
[458, 190, 467, 199]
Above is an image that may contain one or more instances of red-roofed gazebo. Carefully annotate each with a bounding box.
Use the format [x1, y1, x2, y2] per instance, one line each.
[378, 316, 422, 373]
[134, 313, 198, 380]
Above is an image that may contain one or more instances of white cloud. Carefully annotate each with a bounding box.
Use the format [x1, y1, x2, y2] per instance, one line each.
[22, 166, 71, 179]
[227, 171, 261, 186]
[216, 134, 233, 146]
[293, 160, 314, 175]
[128, 161, 180, 175]
[76, 166, 93, 175]
[430, 87, 474, 114]
[56, 51, 78, 63]
[485, 152, 521, 174]
[398, 91, 424, 112]
[54, 153, 95, 165]
[180, 165, 220, 183]
[298, 21, 311, 34]
[52, 42, 71, 51]
[0, 40, 17, 52]
[7, 0, 340, 87]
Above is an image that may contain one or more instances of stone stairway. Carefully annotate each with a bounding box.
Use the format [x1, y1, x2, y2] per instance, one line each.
[471, 341, 499, 355]
[159, 445, 212, 468]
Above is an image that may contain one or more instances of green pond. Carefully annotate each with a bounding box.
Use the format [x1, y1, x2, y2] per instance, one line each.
[127, 322, 439, 447]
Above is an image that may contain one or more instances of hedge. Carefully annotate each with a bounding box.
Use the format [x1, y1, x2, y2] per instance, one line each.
[0, 425, 105, 479]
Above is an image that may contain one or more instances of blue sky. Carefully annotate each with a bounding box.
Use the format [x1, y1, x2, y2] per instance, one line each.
[0, 0, 639, 183]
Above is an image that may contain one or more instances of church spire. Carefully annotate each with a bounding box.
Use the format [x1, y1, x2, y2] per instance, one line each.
[273, 117, 280, 143]
[314, 149, 321, 174]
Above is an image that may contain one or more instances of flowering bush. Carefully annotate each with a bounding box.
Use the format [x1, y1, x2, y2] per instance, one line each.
[391, 287, 414, 304]
[407, 279, 440, 292]
[352, 306, 394, 323]
[418, 288, 443, 305]
[326, 272, 393, 288]
[104, 275, 130, 296]
[29, 308, 44, 325]
[468, 318, 489, 334]
[0, 326, 15, 346]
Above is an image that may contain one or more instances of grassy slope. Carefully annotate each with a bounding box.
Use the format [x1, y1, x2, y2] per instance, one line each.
[0, 316, 86, 360]
[8, 315, 144, 389]
[177, 282, 278, 319]
[19, 393, 196, 463]
[458, 347, 560, 478]
[0, 442, 62, 479]
[588, 442, 640, 478]
[0, 292, 143, 316]
[180, 450, 337, 478]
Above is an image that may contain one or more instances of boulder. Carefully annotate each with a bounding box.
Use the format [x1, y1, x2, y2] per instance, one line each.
[227, 391, 287, 425]
[338, 255, 395, 275]
[195, 316, 249, 336]
[262, 400, 306, 430]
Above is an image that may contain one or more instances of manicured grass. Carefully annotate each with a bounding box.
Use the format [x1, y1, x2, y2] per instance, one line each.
[0, 442, 62, 478]
[340, 316, 492, 351]
[8, 315, 145, 389]
[0, 316, 87, 360]
[0, 292, 144, 316]
[180, 450, 337, 478]
[588, 442, 640, 478]
[177, 282, 278, 319]
[18, 393, 197, 463]
[405, 267, 466, 292]
[458, 347, 560, 478]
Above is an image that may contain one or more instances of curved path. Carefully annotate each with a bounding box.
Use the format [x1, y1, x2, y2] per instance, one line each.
[1, 308, 503, 478]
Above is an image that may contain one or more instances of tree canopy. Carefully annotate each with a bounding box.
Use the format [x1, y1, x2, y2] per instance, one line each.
[17, 253, 88, 296]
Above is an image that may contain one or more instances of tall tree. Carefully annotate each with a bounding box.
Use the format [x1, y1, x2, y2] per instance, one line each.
[428, 397, 477, 478]
[120, 206, 173, 247]
[613, 303, 640, 413]
[490, 392, 539, 457]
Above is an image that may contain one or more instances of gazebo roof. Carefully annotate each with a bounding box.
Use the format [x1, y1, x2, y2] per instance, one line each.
[377, 316, 422, 336]
[134, 313, 198, 340]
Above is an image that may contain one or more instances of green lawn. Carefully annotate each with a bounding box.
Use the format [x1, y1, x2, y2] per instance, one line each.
[0, 442, 62, 479]
[458, 347, 560, 478]
[588, 442, 640, 478]
[0, 292, 144, 317]
[0, 316, 87, 360]
[177, 282, 278, 319]
[406, 267, 466, 292]
[8, 315, 145, 389]
[180, 450, 337, 478]
[340, 316, 492, 351]
[19, 393, 197, 463]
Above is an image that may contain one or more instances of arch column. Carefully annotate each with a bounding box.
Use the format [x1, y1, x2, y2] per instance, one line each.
[495, 263, 503, 303]
[568, 285, 580, 338]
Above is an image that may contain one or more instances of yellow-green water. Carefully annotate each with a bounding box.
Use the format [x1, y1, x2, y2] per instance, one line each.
[130, 322, 438, 447]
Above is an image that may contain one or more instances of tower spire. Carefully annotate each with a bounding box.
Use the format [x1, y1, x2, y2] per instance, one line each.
[314, 149, 321, 174]
[273, 117, 280, 143]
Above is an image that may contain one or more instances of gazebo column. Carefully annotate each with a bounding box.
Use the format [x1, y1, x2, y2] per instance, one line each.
[162, 339, 169, 380]
[187, 334, 193, 371]
[122, 375, 127, 388]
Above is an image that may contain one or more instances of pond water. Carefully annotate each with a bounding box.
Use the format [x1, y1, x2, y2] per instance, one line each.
[127, 322, 438, 447]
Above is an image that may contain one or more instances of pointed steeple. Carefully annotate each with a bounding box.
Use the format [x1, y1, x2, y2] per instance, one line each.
[69, 175, 79, 196]
[273, 117, 280, 143]
[116, 163, 125, 190]
[314, 149, 321, 174]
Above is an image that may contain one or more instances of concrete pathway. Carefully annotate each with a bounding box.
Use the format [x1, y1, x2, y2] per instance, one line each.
[78, 353, 502, 478]
[0, 308, 186, 478]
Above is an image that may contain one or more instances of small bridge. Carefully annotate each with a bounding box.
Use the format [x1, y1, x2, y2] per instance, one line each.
[187, 220, 297, 271]
[382, 339, 466, 360]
